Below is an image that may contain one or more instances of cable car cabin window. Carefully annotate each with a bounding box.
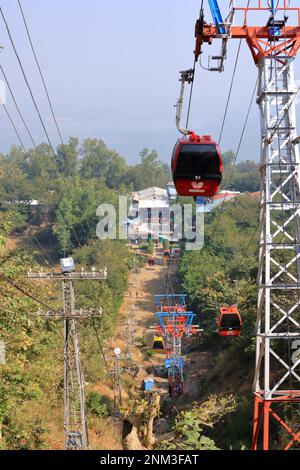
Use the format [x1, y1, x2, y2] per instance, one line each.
[175, 144, 220, 179]
[220, 314, 241, 329]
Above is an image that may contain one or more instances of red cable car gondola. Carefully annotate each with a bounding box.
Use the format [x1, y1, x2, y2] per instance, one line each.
[217, 306, 242, 337]
[171, 132, 222, 198]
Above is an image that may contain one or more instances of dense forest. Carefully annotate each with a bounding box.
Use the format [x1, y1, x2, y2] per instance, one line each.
[0, 137, 262, 449]
[0, 139, 170, 254]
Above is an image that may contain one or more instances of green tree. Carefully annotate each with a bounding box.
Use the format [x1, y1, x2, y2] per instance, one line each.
[56, 137, 79, 177]
[54, 196, 76, 252]
[122, 148, 170, 190]
[80, 138, 127, 188]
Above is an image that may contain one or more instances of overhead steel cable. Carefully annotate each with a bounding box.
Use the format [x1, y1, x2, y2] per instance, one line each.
[210, 77, 259, 239]
[2, 102, 26, 151]
[0, 271, 59, 312]
[26, 225, 56, 266]
[186, 59, 196, 130]
[0, 64, 37, 149]
[17, 0, 64, 146]
[218, 39, 243, 146]
[92, 319, 111, 378]
[218, 0, 251, 146]
[0, 7, 56, 156]
[16, 227, 50, 267]
[0, 11, 84, 256]
[1, 7, 98, 253]
[244, 222, 260, 257]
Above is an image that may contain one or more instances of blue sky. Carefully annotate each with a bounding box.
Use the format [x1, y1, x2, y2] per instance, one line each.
[0, 0, 299, 164]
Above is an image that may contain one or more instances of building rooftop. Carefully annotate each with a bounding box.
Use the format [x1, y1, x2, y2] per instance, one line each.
[138, 199, 170, 209]
[131, 187, 168, 202]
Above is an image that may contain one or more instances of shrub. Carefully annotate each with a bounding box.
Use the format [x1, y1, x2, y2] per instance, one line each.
[86, 392, 111, 417]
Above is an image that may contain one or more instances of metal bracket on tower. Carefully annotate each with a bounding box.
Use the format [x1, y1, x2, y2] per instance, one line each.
[199, 1, 235, 72]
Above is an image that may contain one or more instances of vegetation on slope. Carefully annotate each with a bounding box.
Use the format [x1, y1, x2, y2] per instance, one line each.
[0, 139, 170, 254]
[0, 138, 168, 449]
[0, 137, 262, 449]
[177, 194, 259, 449]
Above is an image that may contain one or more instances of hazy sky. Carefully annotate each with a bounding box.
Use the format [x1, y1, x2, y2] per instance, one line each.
[0, 0, 299, 164]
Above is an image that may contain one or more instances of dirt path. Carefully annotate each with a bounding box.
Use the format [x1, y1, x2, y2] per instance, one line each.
[110, 248, 171, 395]
[92, 247, 209, 449]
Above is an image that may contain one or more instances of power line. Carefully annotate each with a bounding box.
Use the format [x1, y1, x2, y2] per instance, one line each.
[17, 0, 64, 146]
[0, 64, 37, 149]
[2, 102, 26, 151]
[18, 228, 50, 267]
[0, 9, 89, 256]
[0, 271, 59, 311]
[0, 7, 56, 156]
[92, 319, 111, 377]
[15, 0, 93, 247]
[26, 225, 56, 266]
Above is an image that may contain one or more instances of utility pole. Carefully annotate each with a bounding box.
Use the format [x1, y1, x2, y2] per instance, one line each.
[28, 257, 107, 450]
[105, 347, 140, 420]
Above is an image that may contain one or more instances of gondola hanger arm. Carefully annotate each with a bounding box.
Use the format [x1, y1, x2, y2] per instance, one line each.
[175, 69, 196, 137]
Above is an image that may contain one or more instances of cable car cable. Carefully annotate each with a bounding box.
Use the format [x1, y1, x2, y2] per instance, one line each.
[218, 0, 252, 146]
[244, 222, 260, 257]
[218, 39, 243, 146]
[218, 0, 251, 146]
[186, 59, 196, 130]
[210, 77, 258, 238]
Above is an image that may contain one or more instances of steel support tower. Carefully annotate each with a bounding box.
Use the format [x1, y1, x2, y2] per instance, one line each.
[28, 265, 107, 450]
[193, 0, 300, 450]
[154, 294, 198, 397]
[252, 53, 300, 451]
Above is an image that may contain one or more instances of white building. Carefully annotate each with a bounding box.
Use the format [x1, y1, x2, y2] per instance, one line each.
[127, 187, 173, 241]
